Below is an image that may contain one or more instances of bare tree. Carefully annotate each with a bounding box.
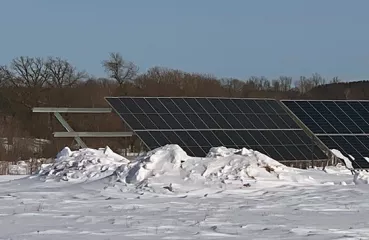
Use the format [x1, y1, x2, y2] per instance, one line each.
[0, 65, 12, 87]
[247, 76, 262, 90]
[221, 78, 244, 96]
[45, 57, 87, 87]
[9, 56, 49, 87]
[260, 76, 270, 90]
[330, 76, 341, 84]
[279, 76, 292, 91]
[102, 52, 138, 85]
[310, 73, 326, 86]
[295, 76, 312, 93]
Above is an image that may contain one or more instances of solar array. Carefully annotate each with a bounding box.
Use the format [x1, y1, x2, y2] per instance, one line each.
[282, 100, 369, 168]
[106, 97, 327, 162]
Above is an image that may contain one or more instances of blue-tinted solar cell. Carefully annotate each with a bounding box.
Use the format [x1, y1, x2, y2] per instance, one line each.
[149, 114, 170, 129]
[274, 146, 295, 160]
[196, 98, 218, 113]
[262, 146, 284, 160]
[317, 135, 369, 169]
[132, 98, 156, 113]
[257, 100, 276, 114]
[232, 99, 253, 113]
[282, 100, 369, 169]
[171, 98, 194, 113]
[134, 114, 157, 129]
[107, 97, 327, 161]
[283, 101, 325, 133]
[121, 98, 144, 113]
[160, 114, 183, 129]
[136, 131, 160, 149]
[197, 113, 220, 129]
[323, 102, 362, 134]
[119, 113, 144, 129]
[184, 98, 206, 113]
[208, 99, 230, 113]
[222, 99, 242, 113]
[209, 114, 232, 129]
[359, 102, 369, 113]
[146, 98, 169, 113]
[106, 98, 130, 114]
[159, 98, 182, 114]
[266, 100, 286, 113]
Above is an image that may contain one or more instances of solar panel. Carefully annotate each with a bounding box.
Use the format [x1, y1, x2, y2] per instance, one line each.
[282, 100, 369, 168]
[106, 97, 327, 162]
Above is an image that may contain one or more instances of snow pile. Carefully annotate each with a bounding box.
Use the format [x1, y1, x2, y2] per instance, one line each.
[120, 144, 188, 184]
[331, 149, 354, 170]
[8, 161, 29, 175]
[324, 164, 353, 175]
[115, 144, 318, 193]
[353, 171, 369, 185]
[35, 146, 129, 182]
[32, 144, 353, 191]
[206, 146, 240, 158]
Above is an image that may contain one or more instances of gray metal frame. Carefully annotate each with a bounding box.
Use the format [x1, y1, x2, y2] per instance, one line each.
[32, 108, 112, 113]
[32, 107, 133, 148]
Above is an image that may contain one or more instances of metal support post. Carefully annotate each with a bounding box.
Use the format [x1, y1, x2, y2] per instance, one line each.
[53, 112, 87, 148]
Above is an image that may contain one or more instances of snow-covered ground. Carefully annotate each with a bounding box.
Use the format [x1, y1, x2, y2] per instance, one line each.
[0, 145, 369, 239]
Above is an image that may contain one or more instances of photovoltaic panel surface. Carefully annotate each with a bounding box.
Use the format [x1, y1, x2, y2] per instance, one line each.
[282, 100, 369, 168]
[106, 97, 327, 161]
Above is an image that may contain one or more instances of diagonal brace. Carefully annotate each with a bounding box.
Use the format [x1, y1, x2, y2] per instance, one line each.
[53, 112, 87, 148]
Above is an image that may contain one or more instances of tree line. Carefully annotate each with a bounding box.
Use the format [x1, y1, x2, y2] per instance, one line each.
[0, 52, 368, 161]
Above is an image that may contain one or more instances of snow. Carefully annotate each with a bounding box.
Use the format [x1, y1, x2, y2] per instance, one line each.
[1, 144, 369, 239]
[331, 149, 354, 169]
[8, 161, 29, 175]
[35, 146, 130, 183]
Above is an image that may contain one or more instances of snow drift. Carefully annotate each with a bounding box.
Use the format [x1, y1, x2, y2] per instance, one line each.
[119, 145, 289, 185]
[331, 149, 354, 170]
[33, 144, 363, 193]
[112, 145, 321, 194]
[35, 146, 129, 182]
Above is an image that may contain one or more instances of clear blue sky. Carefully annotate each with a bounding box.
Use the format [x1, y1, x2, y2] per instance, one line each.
[1, 0, 369, 81]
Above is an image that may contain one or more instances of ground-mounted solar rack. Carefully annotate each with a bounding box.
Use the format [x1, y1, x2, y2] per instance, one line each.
[32, 107, 134, 149]
[106, 97, 330, 168]
[281, 100, 369, 169]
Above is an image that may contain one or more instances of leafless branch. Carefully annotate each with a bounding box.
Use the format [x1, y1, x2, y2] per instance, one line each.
[0, 65, 14, 87]
[102, 52, 139, 85]
[10, 56, 48, 87]
[45, 57, 87, 87]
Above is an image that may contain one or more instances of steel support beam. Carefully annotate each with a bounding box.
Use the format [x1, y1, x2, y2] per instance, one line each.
[32, 107, 112, 113]
[53, 112, 87, 148]
[54, 132, 133, 137]
[32, 107, 133, 149]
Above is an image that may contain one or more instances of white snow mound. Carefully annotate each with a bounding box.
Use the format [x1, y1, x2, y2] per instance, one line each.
[36, 146, 129, 182]
[116, 144, 317, 193]
[353, 171, 369, 185]
[331, 149, 354, 170]
[33, 145, 345, 192]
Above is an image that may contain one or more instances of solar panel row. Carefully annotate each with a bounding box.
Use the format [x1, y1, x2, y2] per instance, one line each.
[282, 100, 369, 134]
[107, 97, 300, 130]
[282, 100, 369, 169]
[318, 135, 369, 168]
[106, 97, 327, 162]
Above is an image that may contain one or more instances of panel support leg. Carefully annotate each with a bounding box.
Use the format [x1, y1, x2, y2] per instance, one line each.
[53, 112, 87, 149]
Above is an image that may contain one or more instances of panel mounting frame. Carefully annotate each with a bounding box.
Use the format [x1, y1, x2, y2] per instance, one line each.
[105, 97, 328, 165]
[32, 107, 133, 148]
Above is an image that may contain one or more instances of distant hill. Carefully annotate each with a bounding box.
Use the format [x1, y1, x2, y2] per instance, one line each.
[305, 80, 369, 100]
